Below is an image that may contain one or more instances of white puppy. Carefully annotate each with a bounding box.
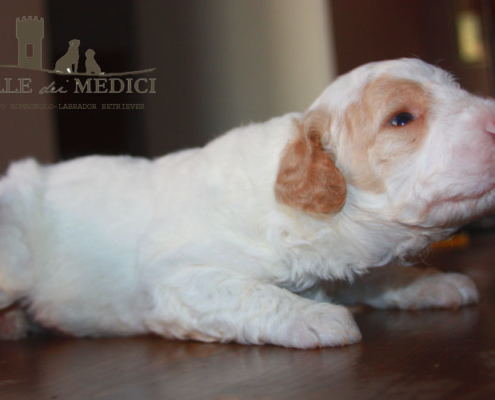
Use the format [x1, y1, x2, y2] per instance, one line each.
[0, 59, 493, 347]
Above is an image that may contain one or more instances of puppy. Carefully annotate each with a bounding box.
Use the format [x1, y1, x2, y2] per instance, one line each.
[85, 49, 102, 75]
[54, 39, 80, 74]
[0, 59, 493, 348]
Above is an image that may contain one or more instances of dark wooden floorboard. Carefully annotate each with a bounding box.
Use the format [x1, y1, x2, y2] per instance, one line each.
[1, 234, 495, 399]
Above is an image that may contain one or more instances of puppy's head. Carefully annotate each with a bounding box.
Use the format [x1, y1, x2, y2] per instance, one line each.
[276, 58, 495, 228]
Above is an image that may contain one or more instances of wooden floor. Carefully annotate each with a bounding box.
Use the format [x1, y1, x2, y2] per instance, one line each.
[1, 235, 495, 400]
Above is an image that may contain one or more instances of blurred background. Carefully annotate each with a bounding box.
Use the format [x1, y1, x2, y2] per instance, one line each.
[1, 0, 494, 186]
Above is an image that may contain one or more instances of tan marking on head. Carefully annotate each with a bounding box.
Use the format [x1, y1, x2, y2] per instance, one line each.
[275, 109, 346, 214]
[342, 77, 431, 193]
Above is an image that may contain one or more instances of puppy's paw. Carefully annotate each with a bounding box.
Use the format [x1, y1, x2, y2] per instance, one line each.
[0, 308, 29, 340]
[281, 304, 362, 349]
[384, 272, 479, 310]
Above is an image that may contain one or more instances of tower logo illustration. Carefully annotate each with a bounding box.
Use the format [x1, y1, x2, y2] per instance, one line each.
[16, 16, 44, 70]
[2, 16, 155, 76]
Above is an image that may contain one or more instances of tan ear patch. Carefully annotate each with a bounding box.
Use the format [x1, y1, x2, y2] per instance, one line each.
[275, 111, 347, 214]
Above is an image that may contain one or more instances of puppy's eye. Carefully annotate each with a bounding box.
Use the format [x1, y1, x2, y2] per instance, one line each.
[390, 112, 415, 127]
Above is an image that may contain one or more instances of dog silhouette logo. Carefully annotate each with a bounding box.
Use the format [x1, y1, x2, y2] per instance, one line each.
[1, 16, 154, 76]
[84, 49, 102, 75]
[55, 39, 81, 74]
[54, 41, 103, 75]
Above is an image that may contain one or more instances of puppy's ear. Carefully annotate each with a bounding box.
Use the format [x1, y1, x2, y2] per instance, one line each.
[275, 110, 346, 214]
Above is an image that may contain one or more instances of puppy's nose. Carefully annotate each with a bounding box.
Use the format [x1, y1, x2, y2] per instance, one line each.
[486, 119, 495, 134]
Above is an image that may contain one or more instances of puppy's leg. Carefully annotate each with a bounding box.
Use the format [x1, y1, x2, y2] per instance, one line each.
[334, 266, 479, 310]
[144, 266, 361, 349]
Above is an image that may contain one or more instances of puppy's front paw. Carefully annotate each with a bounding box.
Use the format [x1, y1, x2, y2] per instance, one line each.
[281, 304, 362, 349]
[384, 272, 479, 310]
